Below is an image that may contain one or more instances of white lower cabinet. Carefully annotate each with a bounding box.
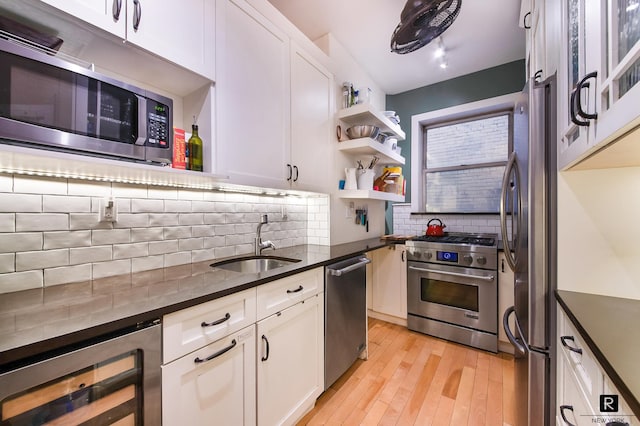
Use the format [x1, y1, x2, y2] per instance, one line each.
[162, 325, 256, 426]
[256, 293, 324, 426]
[557, 303, 636, 425]
[369, 245, 407, 324]
[162, 268, 325, 426]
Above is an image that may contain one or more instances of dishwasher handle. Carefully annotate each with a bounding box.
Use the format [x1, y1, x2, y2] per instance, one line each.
[328, 257, 371, 276]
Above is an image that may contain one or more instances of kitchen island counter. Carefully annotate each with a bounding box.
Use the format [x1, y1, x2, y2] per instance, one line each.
[0, 238, 388, 368]
[556, 290, 640, 419]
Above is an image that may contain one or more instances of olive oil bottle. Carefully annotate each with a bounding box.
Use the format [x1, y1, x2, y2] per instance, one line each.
[188, 118, 203, 172]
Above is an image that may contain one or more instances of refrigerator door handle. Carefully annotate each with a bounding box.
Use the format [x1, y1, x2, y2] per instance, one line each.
[500, 152, 520, 271]
[503, 306, 526, 356]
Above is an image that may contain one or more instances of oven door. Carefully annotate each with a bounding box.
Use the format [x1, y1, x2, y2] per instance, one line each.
[407, 261, 497, 333]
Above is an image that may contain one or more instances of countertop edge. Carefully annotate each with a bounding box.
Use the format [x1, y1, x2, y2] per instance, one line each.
[0, 238, 389, 370]
[555, 290, 640, 419]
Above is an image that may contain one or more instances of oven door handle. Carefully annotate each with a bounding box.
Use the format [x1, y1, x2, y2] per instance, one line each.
[408, 266, 494, 282]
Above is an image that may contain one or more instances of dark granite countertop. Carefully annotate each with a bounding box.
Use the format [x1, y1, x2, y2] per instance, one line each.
[0, 238, 388, 369]
[556, 290, 640, 418]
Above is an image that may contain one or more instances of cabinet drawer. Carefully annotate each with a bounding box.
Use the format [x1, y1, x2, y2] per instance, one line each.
[163, 288, 257, 363]
[559, 355, 597, 425]
[256, 268, 323, 320]
[558, 310, 603, 408]
[602, 376, 636, 425]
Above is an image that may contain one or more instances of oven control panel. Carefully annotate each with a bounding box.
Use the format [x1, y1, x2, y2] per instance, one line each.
[406, 247, 496, 270]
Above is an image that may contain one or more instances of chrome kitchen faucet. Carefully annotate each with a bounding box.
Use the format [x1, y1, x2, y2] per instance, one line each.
[255, 214, 276, 255]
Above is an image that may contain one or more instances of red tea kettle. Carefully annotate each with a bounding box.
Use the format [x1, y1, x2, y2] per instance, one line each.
[426, 218, 446, 236]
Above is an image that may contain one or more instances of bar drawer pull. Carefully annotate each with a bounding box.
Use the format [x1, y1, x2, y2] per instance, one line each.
[194, 339, 237, 364]
[560, 336, 583, 355]
[201, 312, 231, 328]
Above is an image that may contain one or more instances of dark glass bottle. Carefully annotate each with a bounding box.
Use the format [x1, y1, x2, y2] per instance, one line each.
[188, 124, 203, 172]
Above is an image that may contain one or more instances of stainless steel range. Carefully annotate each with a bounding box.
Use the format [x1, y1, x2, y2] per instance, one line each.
[406, 232, 498, 352]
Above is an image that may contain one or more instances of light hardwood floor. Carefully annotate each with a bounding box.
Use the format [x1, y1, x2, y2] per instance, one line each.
[298, 318, 515, 426]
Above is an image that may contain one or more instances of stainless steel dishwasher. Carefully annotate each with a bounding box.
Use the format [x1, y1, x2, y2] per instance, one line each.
[324, 255, 371, 390]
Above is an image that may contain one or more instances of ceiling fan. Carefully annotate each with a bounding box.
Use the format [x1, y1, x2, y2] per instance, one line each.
[390, 0, 462, 54]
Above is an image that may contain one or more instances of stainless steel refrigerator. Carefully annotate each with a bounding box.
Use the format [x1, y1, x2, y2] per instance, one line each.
[501, 75, 557, 426]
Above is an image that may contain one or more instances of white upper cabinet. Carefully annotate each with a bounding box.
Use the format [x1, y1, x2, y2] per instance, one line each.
[124, 0, 215, 79]
[289, 43, 333, 192]
[39, 0, 126, 37]
[215, 0, 290, 189]
[38, 0, 215, 79]
[558, 0, 640, 169]
[215, 0, 334, 191]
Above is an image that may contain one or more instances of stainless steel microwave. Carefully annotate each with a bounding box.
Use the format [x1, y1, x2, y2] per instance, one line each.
[0, 37, 173, 165]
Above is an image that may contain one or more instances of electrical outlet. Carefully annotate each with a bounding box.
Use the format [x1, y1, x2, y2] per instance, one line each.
[346, 201, 355, 218]
[100, 197, 118, 222]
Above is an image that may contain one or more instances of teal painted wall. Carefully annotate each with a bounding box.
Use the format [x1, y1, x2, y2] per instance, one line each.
[384, 59, 526, 232]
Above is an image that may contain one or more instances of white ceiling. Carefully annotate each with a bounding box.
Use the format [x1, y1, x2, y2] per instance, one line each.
[267, 0, 526, 95]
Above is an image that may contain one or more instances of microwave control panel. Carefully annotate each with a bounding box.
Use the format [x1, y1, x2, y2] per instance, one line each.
[147, 102, 169, 148]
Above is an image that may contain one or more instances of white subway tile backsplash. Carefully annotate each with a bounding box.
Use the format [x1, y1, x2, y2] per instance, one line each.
[149, 240, 178, 255]
[0, 271, 43, 293]
[70, 246, 112, 265]
[93, 259, 131, 279]
[178, 213, 204, 226]
[0, 253, 15, 273]
[0, 214, 15, 232]
[131, 199, 164, 213]
[112, 183, 147, 198]
[0, 194, 42, 213]
[0, 233, 42, 253]
[2, 175, 328, 286]
[203, 236, 226, 248]
[43, 195, 91, 213]
[69, 213, 113, 230]
[132, 255, 164, 273]
[148, 187, 178, 200]
[149, 213, 179, 227]
[67, 179, 111, 197]
[164, 200, 191, 213]
[163, 226, 191, 240]
[164, 252, 191, 267]
[44, 231, 91, 249]
[16, 214, 68, 232]
[114, 214, 149, 229]
[178, 238, 203, 251]
[91, 229, 130, 246]
[191, 248, 216, 263]
[131, 227, 164, 242]
[44, 264, 91, 286]
[16, 249, 69, 272]
[14, 176, 66, 195]
[113, 242, 149, 259]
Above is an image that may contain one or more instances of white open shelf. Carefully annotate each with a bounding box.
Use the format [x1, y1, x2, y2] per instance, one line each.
[337, 138, 405, 165]
[337, 189, 405, 202]
[337, 104, 406, 140]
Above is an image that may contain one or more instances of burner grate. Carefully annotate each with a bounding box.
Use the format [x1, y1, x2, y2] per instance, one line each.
[411, 234, 496, 247]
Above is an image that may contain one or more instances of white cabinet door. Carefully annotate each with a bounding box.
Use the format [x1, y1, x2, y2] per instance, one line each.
[162, 325, 256, 426]
[498, 251, 515, 347]
[257, 293, 324, 426]
[39, 0, 126, 37]
[216, 0, 290, 189]
[289, 44, 333, 192]
[370, 246, 407, 322]
[124, 0, 215, 79]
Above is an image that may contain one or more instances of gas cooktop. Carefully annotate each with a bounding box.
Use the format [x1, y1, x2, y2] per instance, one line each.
[409, 232, 497, 247]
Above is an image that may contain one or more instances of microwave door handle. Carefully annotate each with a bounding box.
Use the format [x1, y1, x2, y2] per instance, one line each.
[135, 96, 147, 145]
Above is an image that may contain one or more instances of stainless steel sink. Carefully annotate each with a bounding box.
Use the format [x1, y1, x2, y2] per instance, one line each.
[210, 255, 301, 273]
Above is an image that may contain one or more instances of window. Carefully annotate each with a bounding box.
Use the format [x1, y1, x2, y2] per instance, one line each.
[422, 112, 512, 213]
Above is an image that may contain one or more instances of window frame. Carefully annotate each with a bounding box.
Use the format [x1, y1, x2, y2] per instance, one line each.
[422, 110, 514, 213]
[409, 92, 521, 213]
